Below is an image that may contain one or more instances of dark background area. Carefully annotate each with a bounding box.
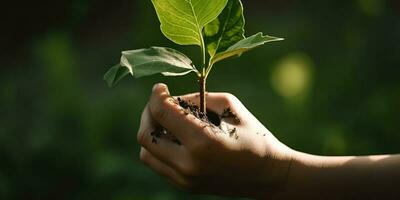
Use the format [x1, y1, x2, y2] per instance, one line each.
[1, 0, 399, 199]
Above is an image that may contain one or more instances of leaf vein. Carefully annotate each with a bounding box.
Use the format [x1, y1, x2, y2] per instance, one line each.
[154, 0, 198, 28]
[164, 0, 194, 20]
[163, 19, 200, 36]
[164, 31, 201, 43]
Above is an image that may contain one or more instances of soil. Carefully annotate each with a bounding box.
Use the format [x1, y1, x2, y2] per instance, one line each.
[221, 107, 241, 124]
[150, 97, 241, 145]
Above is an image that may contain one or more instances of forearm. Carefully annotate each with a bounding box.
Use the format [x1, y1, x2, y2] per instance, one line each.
[275, 151, 400, 199]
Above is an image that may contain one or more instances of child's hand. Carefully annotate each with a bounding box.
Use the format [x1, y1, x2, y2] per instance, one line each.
[137, 83, 293, 198]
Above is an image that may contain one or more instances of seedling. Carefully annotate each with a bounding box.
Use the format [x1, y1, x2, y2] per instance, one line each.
[104, 0, 283, 114]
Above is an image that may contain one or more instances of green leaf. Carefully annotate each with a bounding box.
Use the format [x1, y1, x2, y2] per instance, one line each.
[103, 64, 130, 87]
[151, 0, 228, 46]
[103, 47, 198, 87]
[210, 32, 284, 65]
[205, 0, 245, 57]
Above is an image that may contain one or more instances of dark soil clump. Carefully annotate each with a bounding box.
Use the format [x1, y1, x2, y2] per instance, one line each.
[151, 97, 241, 145]
[177, 97, 221, 126]
[221, 107, 241, 124]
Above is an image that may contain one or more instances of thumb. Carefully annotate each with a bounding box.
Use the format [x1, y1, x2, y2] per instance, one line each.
[152, 83, 170, 97]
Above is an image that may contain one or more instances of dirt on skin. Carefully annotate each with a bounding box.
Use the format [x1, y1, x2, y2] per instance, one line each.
[151, 97, 241, 145]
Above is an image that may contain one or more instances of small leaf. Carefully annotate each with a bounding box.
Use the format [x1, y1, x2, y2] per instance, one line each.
[103, 64, 131, 87]
[151, 0, 228, 46]
[210, 32, 284, 65]
[122, 47, 197, 78]
[103, 47, 198, 87]
[205, 0, 245, 57]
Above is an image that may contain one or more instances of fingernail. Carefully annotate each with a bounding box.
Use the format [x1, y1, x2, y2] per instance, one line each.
[152, 83, 169, 95]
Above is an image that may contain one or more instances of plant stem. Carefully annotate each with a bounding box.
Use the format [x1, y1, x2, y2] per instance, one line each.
[204, 63, 214, 79]
[199, 73, 206, 114]
[199, 29, 207, 114]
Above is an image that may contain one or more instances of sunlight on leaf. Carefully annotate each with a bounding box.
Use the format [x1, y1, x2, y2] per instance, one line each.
[205, 0, 245, 57]
[151, 0, 228, 46]
[210, 32, 283, 65]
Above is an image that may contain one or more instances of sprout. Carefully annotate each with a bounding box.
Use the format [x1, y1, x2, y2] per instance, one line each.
[104, 0, 283, 114]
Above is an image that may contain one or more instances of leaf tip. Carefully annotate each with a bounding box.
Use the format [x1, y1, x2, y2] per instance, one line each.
[103, 64, 131, 88]
[103, 69, 116, 88]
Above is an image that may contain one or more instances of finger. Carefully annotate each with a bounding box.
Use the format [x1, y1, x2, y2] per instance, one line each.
[148, 83, 207, 143]
[137, 104, 187, 169]
[174, 92, 235, 115]
[177, 92, 255, 127]
[140, 147, 186, 187]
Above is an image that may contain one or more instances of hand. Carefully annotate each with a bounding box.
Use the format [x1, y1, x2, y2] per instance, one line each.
[137, 83, 293, 198]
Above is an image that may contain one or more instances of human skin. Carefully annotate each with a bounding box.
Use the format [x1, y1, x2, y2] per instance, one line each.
[137, 83, 400, 199]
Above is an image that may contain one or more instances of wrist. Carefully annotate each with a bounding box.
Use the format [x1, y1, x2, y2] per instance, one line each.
[269, 150, 322, 199]
[253, 142, 296, 199]
[279, 150, 356, 199]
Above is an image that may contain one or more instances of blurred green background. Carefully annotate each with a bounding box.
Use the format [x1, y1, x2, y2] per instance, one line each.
[1, 0, 400, 199]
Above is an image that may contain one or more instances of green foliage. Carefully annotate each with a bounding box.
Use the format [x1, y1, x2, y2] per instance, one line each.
[104, 0, 283, 87]
[210, 32, 284, 66]
[204, 0, 245, 57]
[104, 64, 130, 88]
[104, 47, 197, 87]
[151, 0, 228, 46]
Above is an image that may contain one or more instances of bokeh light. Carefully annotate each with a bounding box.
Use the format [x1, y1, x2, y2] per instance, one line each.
[271, 53, 313, 101]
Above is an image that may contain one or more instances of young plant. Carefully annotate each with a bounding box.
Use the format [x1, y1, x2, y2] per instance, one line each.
[104, 0, 283, 114]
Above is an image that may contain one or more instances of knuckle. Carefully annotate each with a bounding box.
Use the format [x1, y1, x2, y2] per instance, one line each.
[139, 149, 148, 163]
[152, 83, 167, 93]
[189, 139, 212, 156]
[150, 100, 169, 122]
[221, 92, 238, 105]
[137, 128, 150, 145]
[178, 161, 200, 177]
[188, 128, 223, 156]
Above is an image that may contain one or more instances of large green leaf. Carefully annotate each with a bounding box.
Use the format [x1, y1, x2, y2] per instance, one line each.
[151, 0, 228, 46]
[210, 32, 284, 65]
[103, 47, 198, 87]
[204, 0, 245, 57]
